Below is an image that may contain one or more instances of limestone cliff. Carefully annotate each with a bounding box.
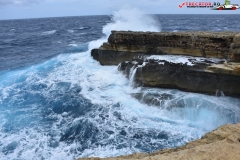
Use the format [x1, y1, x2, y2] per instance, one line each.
[118, 57, 240, 97]
[92, 31, 240, 65]
[91, 31, 240, 97]
[78, 123, 240, 160]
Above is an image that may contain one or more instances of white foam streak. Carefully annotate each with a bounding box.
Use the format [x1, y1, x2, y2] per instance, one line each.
[42, 30, 56, 35]
[148, 55, 225, 66]
[67, 30, 74, 33]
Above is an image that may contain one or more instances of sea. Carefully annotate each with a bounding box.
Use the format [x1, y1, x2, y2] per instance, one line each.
[0, 9, 240, 159]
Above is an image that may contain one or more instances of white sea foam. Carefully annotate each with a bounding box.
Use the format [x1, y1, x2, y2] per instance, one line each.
[67, 29, 74, 33]
[42, 30, 57, 35]
[68, 43, 78, 47]
[0, 8, 239, 160]
[0, 46, 239, 160]
[147, 55, 225, 66]
[79, 27, 90, 30]
[103, 8, 160, 36]
[89, 8, 161, 50]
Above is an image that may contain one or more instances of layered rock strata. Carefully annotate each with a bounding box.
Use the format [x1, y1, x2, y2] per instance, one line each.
[91, 31, 240, 97]
[78, 123, 240, 160]
[91, 31, 240, 65]
[118, 56, 240, 97]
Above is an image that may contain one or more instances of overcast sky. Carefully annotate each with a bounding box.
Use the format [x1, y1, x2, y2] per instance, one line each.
[0, 0, 239, 20]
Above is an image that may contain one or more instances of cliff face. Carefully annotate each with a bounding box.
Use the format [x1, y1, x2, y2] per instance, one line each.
[92, 31, 240, 65]
[91, 31, 240, 97]
[118, 58, 240, 97]
[78, 123, 240, 160]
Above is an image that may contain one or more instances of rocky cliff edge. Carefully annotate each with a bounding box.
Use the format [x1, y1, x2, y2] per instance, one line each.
[92, 31, 240, 65]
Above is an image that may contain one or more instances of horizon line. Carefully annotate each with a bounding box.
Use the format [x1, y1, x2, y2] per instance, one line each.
[1, 13, 239, 21]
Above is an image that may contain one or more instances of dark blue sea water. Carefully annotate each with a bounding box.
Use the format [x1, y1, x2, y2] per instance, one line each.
[0, 12, 240, 159]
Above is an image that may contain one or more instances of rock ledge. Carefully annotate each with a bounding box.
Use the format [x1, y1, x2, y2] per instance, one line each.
[91, 31, 240, 97]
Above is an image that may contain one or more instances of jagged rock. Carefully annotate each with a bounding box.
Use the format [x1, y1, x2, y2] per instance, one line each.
[78, 123, 240, 160]
[91, 49, 147, 65]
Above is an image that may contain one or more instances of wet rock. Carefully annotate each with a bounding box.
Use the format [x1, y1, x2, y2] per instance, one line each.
[119, 59, 240, 97]
[131, 92, 174, 107]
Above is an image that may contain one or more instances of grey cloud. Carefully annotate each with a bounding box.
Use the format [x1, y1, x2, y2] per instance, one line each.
[0, 0, 44, 6]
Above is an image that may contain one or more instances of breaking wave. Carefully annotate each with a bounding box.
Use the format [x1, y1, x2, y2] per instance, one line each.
[0, 8, 239, 160]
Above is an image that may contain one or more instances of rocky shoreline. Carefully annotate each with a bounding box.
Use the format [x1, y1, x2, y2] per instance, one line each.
[78, 123, 240, 160]
[91, 31, 240, 97]
[85, 31, 240, 159]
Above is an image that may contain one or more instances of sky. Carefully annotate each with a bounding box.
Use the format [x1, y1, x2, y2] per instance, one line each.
[0, 0, 239, 20]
